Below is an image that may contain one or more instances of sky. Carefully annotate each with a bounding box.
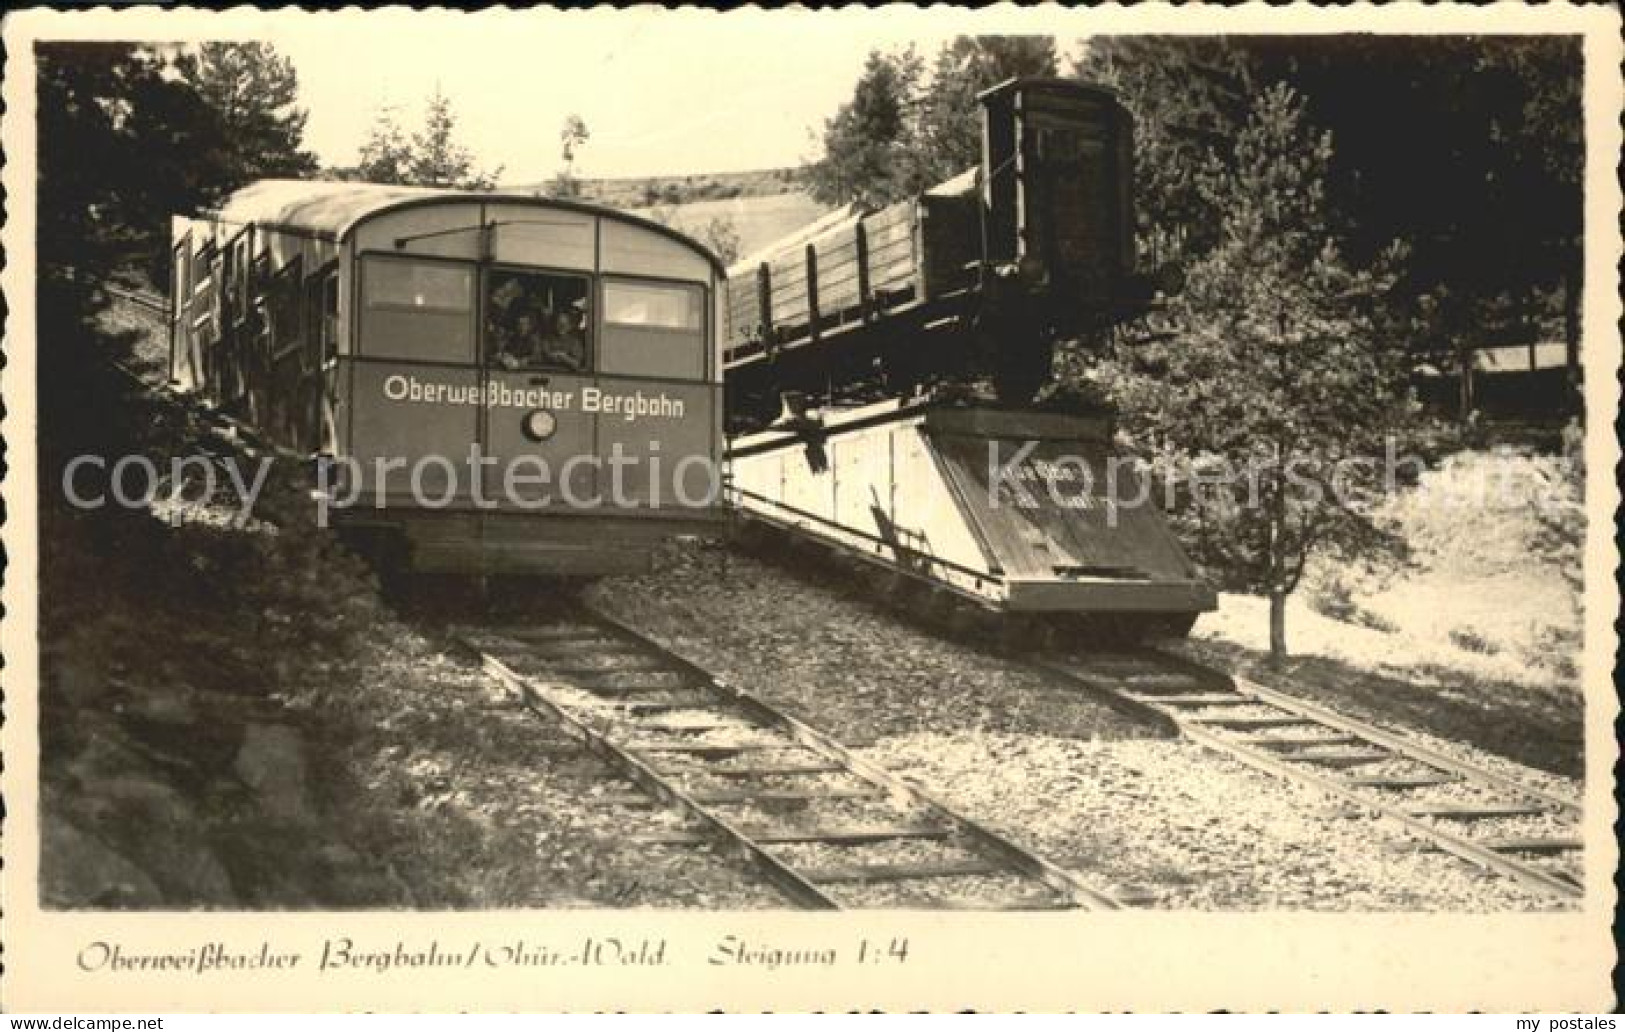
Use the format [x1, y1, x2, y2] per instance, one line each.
[265, 8, 1089, 185]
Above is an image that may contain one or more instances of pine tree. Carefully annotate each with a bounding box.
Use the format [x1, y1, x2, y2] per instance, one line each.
[355, 88, 500, 190]
[1079, 36, 1583, 420]
[409, 87, 500, 190]
[185, 42, 318, 184]
[807, 37, 1059, 208]
[913, 36, 1057, 185]
[1100, 85, 1412, 664]
[805, 48, 925, 208]
[37, 44, 234, 307]
[1075, 36, 1256, 268]
[356, 105, 414, 185]
[549, 114, 591, 198]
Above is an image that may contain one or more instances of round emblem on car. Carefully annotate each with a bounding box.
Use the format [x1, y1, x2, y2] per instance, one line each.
[521, 408, 557, 442]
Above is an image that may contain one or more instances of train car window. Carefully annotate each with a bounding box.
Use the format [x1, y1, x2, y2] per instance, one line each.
[250, 253, 270, 306]
[220, 235, 246, 327]
[171, 239, 191, 386]
[598, 279, 705, 381]
[321, 270, 340, 362]
[270, 257, 304, 361]
[222, 245, 237, 327]
[483, 268, 590, 373]
[603, 281, 704, 331]
[234, 237, 252, 320]
[359, 255, 475, 363]
[171, 239, 189, 313]
[303, 264, 338, 370]
[193, 242, 217, 294]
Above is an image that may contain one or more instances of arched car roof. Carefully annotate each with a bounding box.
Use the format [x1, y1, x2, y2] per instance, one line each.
[209, 179, 726, 276]
[976, 76, 1125, 107]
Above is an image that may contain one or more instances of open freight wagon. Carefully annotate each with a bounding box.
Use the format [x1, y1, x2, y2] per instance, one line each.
[723, 78, 1177, 425]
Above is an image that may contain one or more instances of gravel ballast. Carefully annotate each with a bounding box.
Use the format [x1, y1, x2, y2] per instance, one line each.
[591, 545, 1154, 746]
[860, 733, 1573, 911]
[332, 634, 789, 909]
[590, 542, 1583, 911]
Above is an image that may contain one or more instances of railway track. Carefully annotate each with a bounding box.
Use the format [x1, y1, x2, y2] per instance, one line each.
[727, 521, 1585, 905]
[104, 284, 168, 314]
[1036, 647, 1584, 901]
[456, 607, 1128, 911]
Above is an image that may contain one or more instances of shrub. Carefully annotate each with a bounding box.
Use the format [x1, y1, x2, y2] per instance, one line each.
[1304, 569, 1399, 634]
[1448, 627, 1500, 655]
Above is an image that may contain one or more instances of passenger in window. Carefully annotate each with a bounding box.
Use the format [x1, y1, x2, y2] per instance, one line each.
[487, 278, 522, 368]
[490, 310, 536, 370]
[537, 309, 586, 371]
[486, 316, 509, 367]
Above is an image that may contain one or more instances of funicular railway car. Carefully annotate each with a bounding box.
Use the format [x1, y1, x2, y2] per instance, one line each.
[170, 180, 726, 575]
[724, 78, 1215, 634]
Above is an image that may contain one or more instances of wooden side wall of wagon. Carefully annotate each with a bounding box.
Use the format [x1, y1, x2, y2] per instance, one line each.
[722, 178, 983, 352]
[726, 400, 1217, 631]
[720, 79, 1174, 427]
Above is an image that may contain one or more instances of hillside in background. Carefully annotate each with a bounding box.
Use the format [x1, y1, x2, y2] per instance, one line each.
[501, 166, 834, 264]
[503, 166, 804, 208]
[631, 192, 834, 264]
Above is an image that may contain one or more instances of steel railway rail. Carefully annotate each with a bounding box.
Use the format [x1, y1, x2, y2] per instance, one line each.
[1035, 647, 1584, 901]
[104, 284, 168, 314]
[455, 607, 1127, 911]
[722, 516, 1585, 905]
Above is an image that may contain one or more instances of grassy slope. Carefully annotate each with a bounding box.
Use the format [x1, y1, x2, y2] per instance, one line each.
[507, 165, 834, 263]
[1183, 448, 1585, 776]
[502, 167, 803, 207]
[629, 191, 833, 261]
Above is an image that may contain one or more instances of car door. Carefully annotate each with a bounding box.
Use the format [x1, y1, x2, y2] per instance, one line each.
[347, 253, 480, 506]
[478, 265, 598, 509]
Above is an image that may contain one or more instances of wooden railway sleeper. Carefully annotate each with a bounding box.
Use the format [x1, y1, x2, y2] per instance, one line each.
[1343, 773, 1463, 789]
[1242, 734, 1363, 748]
[664, 762, 848, 778]
[691, 787, 885, 806]
[1128, 693, 1252, 707]
[539, 660, 674, 675]
[1408, 804, 1554, 820]
[625, 741, 791, 755]
[579, 697, 721, 715]
[1476, 837, 1582, 855]
[1189, 715, 1316, 730]
[575, 679, 697, 695]
[801, 857, 1003, 885]
[466, 617, 1127, 910]
[740, 823, 955, 845]
[1290, 750, 1394, 769]
[1045, 649, 1584, 901]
